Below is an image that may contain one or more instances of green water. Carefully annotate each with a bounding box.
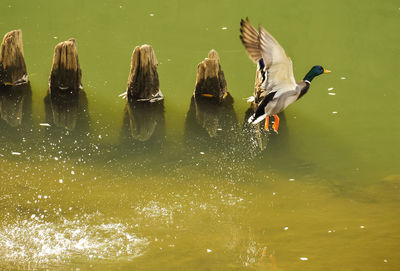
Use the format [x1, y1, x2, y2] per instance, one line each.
[1, 0, 400, 270]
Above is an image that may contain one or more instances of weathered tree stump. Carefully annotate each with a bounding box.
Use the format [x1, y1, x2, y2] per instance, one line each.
[49, 39, 81, 91]
[184, 49, 237, 151]
[44, 39, 89, 133]
[194, 49, 227, 102]
[0, 30, 28, 86]
[126, 44, 163, 102]
[121, 44, 165, 145]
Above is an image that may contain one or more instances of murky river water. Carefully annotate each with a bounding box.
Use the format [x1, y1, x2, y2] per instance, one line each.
[1, 0, 400, 270]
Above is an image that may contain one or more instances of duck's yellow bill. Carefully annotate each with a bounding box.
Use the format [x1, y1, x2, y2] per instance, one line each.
[323, 69, 331, 74]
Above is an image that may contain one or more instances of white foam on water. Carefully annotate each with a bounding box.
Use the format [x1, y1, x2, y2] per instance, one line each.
[0, 213, 149, 267]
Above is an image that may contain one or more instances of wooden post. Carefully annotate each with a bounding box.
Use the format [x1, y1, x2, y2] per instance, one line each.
[184, 49, 237, 146]
[49, 38, 81, 92]
[194, 49, 227, 102]
[0, 30, 28, 86]
[44, 39, 88, 132]
[126, 44, 163, 102]
[121, 44, 165, 144]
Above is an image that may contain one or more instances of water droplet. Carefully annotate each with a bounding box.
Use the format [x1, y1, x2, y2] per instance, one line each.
[300, 257, 309, 261]
[221, 26, 228, 30]
[59, 179, 63, 184]
[328, 87, 334, 91]
[284, 227, 289, 230]
[207, 249, 212, 253]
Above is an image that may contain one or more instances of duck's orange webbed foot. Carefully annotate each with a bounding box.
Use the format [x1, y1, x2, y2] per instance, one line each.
[272, 114, 280, 133]
[264, 116, 270, 131]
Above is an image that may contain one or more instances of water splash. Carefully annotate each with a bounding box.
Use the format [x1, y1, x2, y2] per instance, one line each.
[0, 213, 149, 268]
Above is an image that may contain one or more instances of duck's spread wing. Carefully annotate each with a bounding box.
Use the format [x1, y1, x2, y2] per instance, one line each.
[240, 18, 262, 63]
[259, 26, 296, 90]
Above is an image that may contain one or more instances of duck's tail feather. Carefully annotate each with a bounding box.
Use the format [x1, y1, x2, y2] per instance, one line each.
[245, 96, 255, 103]
[248, 113, 267, 124]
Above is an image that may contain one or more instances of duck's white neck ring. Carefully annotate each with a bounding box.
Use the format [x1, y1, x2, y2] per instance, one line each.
[305, 80, 311, 84]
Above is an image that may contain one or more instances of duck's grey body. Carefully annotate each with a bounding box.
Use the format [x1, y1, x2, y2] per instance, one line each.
[251, 80, 310, 124]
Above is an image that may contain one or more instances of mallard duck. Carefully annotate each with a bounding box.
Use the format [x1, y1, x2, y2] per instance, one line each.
[240, 18, 330, 133]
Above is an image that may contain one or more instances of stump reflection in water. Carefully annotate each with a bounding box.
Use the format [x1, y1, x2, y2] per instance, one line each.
[44, 88, 89, 137]
[120, 100, 165, 147]
[0, 84, 32, 139]
[184, 94, 238, 152]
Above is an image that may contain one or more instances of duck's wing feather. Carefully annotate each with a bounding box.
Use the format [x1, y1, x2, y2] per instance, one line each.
[240, 18, 263, 63]
[240, 18, 297, 92]
[259, 26, 296, 91]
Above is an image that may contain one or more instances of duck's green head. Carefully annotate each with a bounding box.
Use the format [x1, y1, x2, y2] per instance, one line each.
[303, 65, 331, 82]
